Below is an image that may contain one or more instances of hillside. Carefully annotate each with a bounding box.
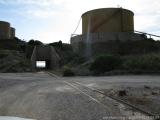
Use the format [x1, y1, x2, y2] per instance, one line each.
[0, 50, 32, 72]
[0, 38, 32, 72]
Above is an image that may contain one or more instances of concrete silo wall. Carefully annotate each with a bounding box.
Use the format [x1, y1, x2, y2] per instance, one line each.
[0, 21, 11, 39]
[71, 8, 138, 57]
[10, 27, 16, 39]
[0, 21, 16, 39]
[82, 8, 134, 34]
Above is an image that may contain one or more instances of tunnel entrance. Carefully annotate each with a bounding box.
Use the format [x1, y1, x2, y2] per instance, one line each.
[36, 61, 46, 69]
[31, 45, 60, 70]
[36, 60, 51, 69]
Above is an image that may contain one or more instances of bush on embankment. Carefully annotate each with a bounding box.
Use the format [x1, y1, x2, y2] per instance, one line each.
[123, 54, 160, 71]
[63, 66, 75, 77]
[89, 54, 160, 75]
[89, 55, 122, 74]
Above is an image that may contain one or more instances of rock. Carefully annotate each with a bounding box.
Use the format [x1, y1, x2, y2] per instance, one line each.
[144, 85, 150, 89]
[118, 90, 127, 97]
[151, 91, 158, 95]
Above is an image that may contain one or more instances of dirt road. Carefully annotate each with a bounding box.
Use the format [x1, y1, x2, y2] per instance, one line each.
[0, 73, 159, 120]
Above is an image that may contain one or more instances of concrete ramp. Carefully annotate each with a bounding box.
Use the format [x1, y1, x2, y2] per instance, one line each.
[31, 45, 60, 70]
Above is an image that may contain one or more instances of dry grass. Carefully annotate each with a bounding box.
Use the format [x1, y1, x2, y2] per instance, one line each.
[127, 96, 150, 105]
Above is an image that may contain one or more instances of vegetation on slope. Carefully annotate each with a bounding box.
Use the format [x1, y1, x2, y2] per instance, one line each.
[0, 50, 32, 72]
[1, 35, 160, 75]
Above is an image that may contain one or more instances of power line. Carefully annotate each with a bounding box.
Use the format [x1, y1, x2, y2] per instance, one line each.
[135, 30, 160, 38]
[72, 17, 82, 34]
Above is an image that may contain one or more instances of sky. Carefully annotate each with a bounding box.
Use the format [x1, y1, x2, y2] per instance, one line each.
[0, 0, 160, 43]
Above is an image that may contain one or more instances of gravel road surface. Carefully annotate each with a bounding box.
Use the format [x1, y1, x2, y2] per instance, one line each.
[0, 73, 159, 120]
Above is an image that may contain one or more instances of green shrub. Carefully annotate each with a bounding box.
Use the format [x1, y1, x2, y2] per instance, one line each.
[72, 56, 86, 64]
[49, 41, 63, 49]
[122, 54, 160, 71]
[28, 39, 43, 46]
[0, 53, 8, 58]
[63, 67, 75, 76]
[90, 55, 122, 74]
[0, 39, 21, 51]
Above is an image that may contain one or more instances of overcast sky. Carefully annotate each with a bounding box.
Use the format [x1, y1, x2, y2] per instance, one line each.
[0, 0, 160, 43]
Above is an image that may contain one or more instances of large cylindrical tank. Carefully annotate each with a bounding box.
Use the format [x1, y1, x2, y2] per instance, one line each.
[10, 27, 16, 39]
[82, 8, 134, 34]
[0, 21, 11, 39]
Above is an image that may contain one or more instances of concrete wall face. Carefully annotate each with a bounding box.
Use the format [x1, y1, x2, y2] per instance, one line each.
[82, 8, 134, 34]
[71, 32, 145, 57]
[31, 45, 60, 70]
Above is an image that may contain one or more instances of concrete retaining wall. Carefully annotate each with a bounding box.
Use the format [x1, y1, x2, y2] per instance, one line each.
[71, 32, 146, 57]
[31, 45, 60, 69]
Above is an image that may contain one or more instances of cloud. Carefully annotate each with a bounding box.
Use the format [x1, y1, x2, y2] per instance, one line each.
[0, 0, 51, 6]
[3, 0, 67, 19]
[24, 9, 57, 18]
[1, 0, 160, 43]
